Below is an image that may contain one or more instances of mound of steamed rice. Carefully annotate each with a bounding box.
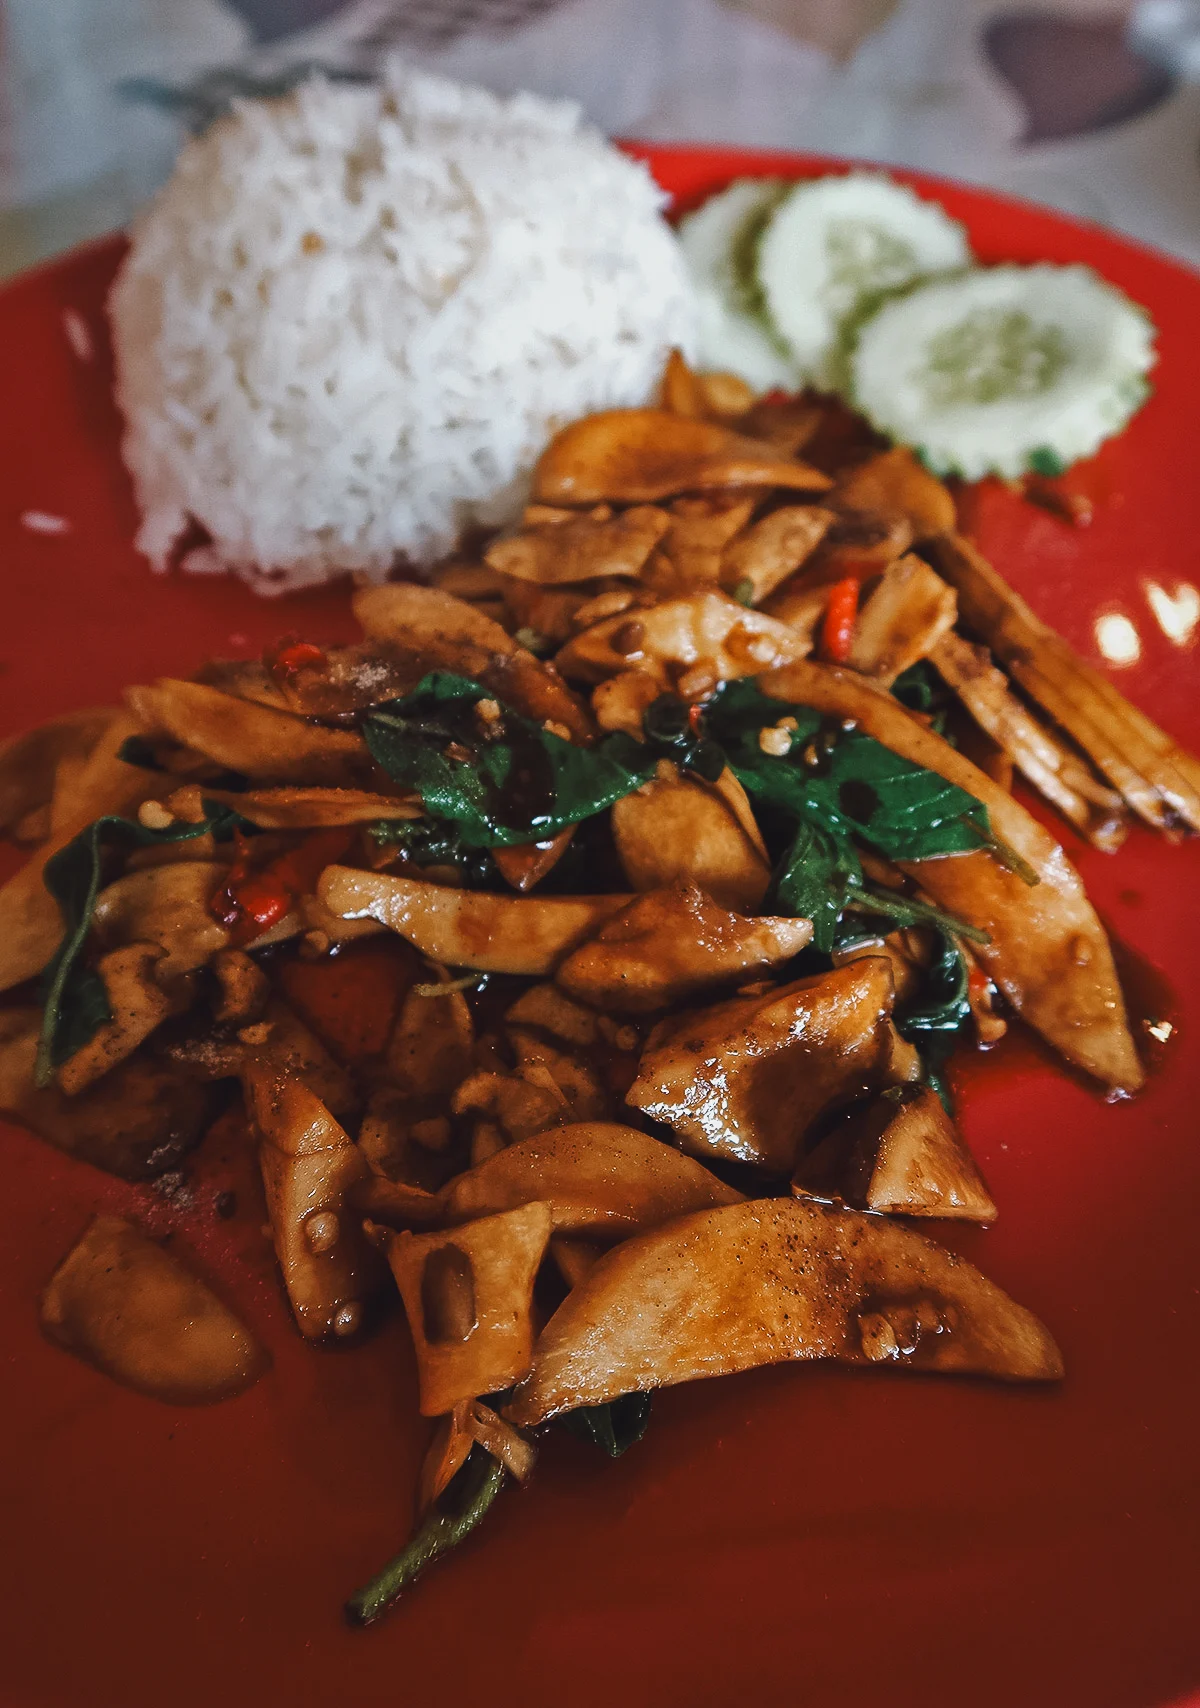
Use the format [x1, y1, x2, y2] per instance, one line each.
[110, 64, 695, 596]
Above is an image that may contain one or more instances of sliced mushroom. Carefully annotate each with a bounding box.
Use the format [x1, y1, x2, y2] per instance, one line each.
[736, 394, 824, 455]
[386, 969, 474, 1100]
[810, 509, 915, 580]
[0, 712, 157, 993]
[651, 495, 758, 591]
[626, 957, 905, 1171]
[532, 409, 832, 506]
[211, 948, 270, 1028]
[41, 1215, 268, 1404]
[491, 828, 574, 893]
[465, 1400, 537, 1482]
[417, 1402, 475, 1513]
[555, 591, 811, 687]
[929, 530, 1200, 835]
[56, 943, 179, 1096]
[352, 582, 592, 745]
[508, 1029, 608, 1122]
[794, 1085, 997, 1222]
[557, 885, 812, 1014]
[721, 505, 834, 604]
[243, 1064, 386, 1343]
[485, 506, 670, 585]
[832, 446, 957, 540]
[505, 1198, 1063, 1426]
[1, 1008, 217, 1180]
[504, 983, 600, 1049]
[930, 631, 1128, 851]
[846, 554, 958, 685]
[759, 659, 1143, 1093]
[592, 670, 662, 736]
[126, 679, 369, 785]
[550, 1236, 605, 1289]
[387, 1201, 553, 1415]
[452, 1068, 565, 1144]
[442, 1121, 742, 1238]
[659, 347, 713, 418]
[93, 861, 232, 978]
[319, 867, 630, 977]
[178, 785, 421, 830]
[610, 770, 770, 912]
[0, 707, 116, 834]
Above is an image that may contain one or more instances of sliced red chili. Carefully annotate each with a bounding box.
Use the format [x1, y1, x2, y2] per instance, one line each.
[209, 828, 355, 946]
[821, 577, 860, 665]
[264, 634, 328, 682]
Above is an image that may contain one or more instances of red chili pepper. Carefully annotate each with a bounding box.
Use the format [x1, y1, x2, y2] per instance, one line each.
[821, 577, 860, 664]
[264, 634, 328, 682]
[209, 828, 354, 945]
[687, 702, 705, 734]
[966, 963, 990, 1003]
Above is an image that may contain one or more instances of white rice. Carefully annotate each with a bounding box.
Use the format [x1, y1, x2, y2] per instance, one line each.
[110, 63, 695, 596]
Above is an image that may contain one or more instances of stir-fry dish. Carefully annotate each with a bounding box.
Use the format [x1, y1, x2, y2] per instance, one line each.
[5, 360, 1196, 1624]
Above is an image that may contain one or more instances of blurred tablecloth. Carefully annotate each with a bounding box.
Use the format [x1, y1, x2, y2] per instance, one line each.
[3, 0, 1200, 276]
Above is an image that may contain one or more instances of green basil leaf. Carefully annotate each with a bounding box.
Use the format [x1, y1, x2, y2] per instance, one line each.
[823, 733, 989, 862]
[773, 816, 861, 953]
[700, 677, 993, 954]
[36, 801, 249, 1087]
[889, 660, 941, 713]
[364, 673, 655, 849]
[557, 1392, 652, 1458]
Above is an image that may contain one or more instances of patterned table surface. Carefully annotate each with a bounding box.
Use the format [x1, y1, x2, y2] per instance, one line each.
[2, 0, 1199, 276]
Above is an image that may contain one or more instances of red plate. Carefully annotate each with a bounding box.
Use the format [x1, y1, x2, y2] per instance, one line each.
[1, 146, 1198, 1708]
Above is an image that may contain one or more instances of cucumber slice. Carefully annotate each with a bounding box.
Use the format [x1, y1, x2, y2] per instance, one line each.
[677, 179, 803, 393]
[756, 174, 971, 389]
[848, 263, 1155, 480]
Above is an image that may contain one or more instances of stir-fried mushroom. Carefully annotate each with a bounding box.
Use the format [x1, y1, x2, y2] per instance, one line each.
[127, 679, 369, 785]
[56, 943, 180, 1096]
[506, 1198, 1063, 1426]
[760, 660, 1144, 1093]
[556, 885, 813, 1013]
[93, 861, 232, 977]
[0, 712, 155, 992]
[659, 348, 755, 422]
[929, 530, 1200, 834]
[831, 446, 957, 541]
[610, 767, 770, 911]
[532, 409, 833, 506]
[650, 495, 758, 591]
[244, 1065, 385, 1342]
[175, 785, 421, 830]
[388, 1201, 553, 1415]
[11, 372, 1199, 1621]
[353, 583, 592, 745]
[41, 1215, 268, 1404]
[627, 958, 913, 1171]
[319, 867, 630, 976]
[0, 1008, 220, 1178]
[0, 708, 116, 836]
[491, 829, 574, 893]
[555, 591, 811, 687]
[385, 969, 475, 1102]
[930, 631, 1129, 851]
[846, 554, 959, 685]
[485, 505, 670, 585]
[720, 505, 834, 605]
[794, 1085, 997, 1222]
[442, 1121, 742, 1238]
